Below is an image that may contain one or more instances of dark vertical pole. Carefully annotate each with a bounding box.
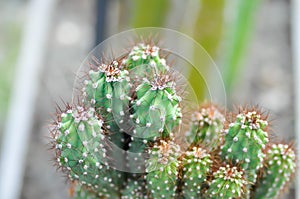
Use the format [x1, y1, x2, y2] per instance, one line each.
[95, 0, 108, 46]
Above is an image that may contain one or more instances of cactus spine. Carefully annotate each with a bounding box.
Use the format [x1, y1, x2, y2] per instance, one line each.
[50, 42, 296, 199]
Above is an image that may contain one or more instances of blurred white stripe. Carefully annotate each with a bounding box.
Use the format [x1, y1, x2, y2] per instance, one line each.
[0, 0, 57, 199]
[292, 0, 300, 198]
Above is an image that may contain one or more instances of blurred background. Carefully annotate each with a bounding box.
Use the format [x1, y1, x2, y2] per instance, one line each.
[0, 0, 296, 198]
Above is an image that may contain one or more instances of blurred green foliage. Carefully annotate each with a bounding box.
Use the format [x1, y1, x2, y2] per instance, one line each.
[0, 22, 21, 117]
[223, 0, 260, 93]
[130, 0, 170, 27]
[126, 0, 259, 101]
[190, 0, 225, 101]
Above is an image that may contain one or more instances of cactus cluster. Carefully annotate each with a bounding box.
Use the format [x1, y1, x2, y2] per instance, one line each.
[50, 42, 296, 199]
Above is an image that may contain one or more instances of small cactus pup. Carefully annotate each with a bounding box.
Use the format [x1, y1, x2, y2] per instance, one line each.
[253, 143, 296, 199]
[186, 104, 225, 150]
[221, 109, 269, 185]
[145, 139, 181, 199]
[205, 164, 248, 199]
[181, 146, 212, 199]
[51, 105, 124, 198]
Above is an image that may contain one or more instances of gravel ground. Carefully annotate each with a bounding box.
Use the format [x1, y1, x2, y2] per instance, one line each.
[20, 0, 294, 198]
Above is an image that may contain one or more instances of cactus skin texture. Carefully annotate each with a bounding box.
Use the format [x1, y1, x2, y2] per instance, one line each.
[145, 140, 180, 199]
[221, 111, 269, 184]
[52, 105, 124, 198]
[253, 143, 296, 199]
[187, 105, 224, 149]
[205, 165, 247, 199]
[50, 42, 296, 199]
[121, 177, 148, 199]
[181, 147, 212, 199]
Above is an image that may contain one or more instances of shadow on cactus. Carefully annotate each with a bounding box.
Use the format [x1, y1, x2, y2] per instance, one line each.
[49, 41, 296, 199]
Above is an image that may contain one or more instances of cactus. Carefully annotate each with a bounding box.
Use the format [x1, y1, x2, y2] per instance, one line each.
[205, 164, 247, 199]
[187, 104, 224, 150]
[181, 146, 212, 198]
[253, 143, 296, 199]
[130, 75, 182, 142]
[82, 60, 131, 148]
[121, 177, 148, 199]
[50, 42, 296, 199]
[70, 183, 98, 199]
[123, 43, 168, 73]
[221, 110, 269, 183]
[145, 139, 180, 198]
[51, 105, 124, 198]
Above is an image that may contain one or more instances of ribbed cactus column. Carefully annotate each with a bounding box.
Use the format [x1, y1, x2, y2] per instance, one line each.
[83, 60, 131, 147]
[51, 105, 123, 198]
[205, 165, 247, 199]
[221, 110, 269, 184]
[187, 104, 224, 149]
[131, 76, 182, 141]
[253, 143, 296, 199]
[124, 43, 182, 153]
[145, 140, 180, 199]
[181, 146, 212, 198]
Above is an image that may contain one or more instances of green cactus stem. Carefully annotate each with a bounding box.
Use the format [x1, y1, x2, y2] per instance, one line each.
[253, 143, 296, 199]
[187, 104, 224, 149]
[123, 43, 169, 73]
[125, 44, 182, 155]
[145, 139, 181, 199]
[51, 105, 124, 198]
[181, 146, 212, 199]
[82, 59, 131, 146]
[221, 110, 269, 184]
[130, 75, 182, 141]
[205, 164, 248, 199]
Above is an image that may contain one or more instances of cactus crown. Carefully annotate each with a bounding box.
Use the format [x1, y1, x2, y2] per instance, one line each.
[50, 42, 296, 199]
